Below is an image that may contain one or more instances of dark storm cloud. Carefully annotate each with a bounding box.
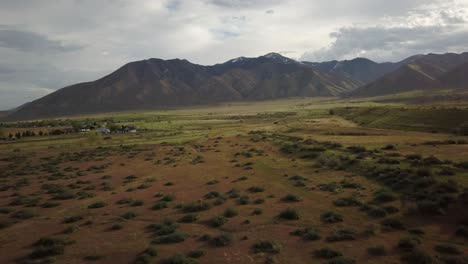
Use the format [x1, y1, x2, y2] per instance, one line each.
[0, 27, 83, 53]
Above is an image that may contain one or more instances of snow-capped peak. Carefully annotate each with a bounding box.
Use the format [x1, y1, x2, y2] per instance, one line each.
[229, 56, 247, 63]
[261, 52, 298, 64]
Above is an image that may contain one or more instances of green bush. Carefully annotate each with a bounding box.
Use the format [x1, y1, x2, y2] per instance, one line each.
[361, 204, 387, 218]
[252, 240, 282, 254]
[84, 255, 103, 261]
[121, 211, 137, 220]
[11, 209, 36, 219]
[455, 225, 468, 238]
[417, 200, 444, 215]
[42, 202, 60, 208]
[237, 195, 250, 205]
[147, 219, 178, 236]
[278, 208, 299, 220]
[111, 223, 123, 230]
[381, 218, 405, 230]
[382, 144, 396, 150]
[211, 233, 233, 247]
[247, 186, 264, 193]
[204, 191, 220, 199]
[137, 183, 151, 190]
[63, 226, 78, 234]
[29, 237, 70, 259]
[235, 176, 248, 181]
[434, 244, 462, 255]
[289, 175, 307, 181]
[400, 249, 432, 264]
[161, 194, 176, 202]
[326, 228, 356, 242]
[227, 188, 241, 198]
[333, 197, 360, 207]
[373, 190, 397, 203]
[347, 145, 366, 153]
[0, 219, 14, 229]
[63, 215, 83, 223]
[319, 182, 339, 192]
[367, 245, 387, 256]
[0, 207, 13, 214]
[161, 254, 197, 264]
[223, 208, 239, 218]
[52, 191, 76, 200]
[188, 249, 206, 259]
[134, 247, 157, 264]
[206, 180, 219, 185]
[314, 248, 343, 259]
[291, 227, 321, 241]
[181, 201, 212, 213]
[282, 194, 301, 203]
[131, 199, 144, 206]
[152, 232, 186, 244]
[252, 208, 263, 215]
[383, 205, 399, 214]
[179, 214, 198, 223]
[326, 257, 356, 264]
[152, 201, 168, 210]
[143, 247, 157, 257]
[398, 237, 421, 251]
[116, 198, 134, 204]
[253, 198, 265, 204]
[88, 201, 106, 209]
[211, 215, 228, 227]
[408, 228, 425, 235]
[213, 197, 226, 206]
[416, 168, 432, 177]
[321, 211, 343, 223]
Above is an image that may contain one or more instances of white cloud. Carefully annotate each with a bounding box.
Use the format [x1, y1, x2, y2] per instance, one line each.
[301, 0, 468, 62]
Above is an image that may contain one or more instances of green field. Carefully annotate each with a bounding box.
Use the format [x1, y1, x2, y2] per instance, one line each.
[0, 96, 467, 264]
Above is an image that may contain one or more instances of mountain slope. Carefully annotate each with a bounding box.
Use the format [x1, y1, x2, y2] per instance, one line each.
[303, 58, 399, 84]
[5, 53, 360, 121]
[439, 62, 468, 89]
[349, 52, 468, 97]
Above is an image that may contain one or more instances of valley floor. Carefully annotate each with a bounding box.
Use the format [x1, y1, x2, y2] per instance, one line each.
[0, 97, 467, 264]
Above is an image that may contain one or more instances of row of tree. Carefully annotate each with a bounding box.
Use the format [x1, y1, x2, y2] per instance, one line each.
[6, 130, 47, 139]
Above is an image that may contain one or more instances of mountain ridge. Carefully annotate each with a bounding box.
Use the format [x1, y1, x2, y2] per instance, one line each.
[348, 52, 468, 97]
[4, 53, 360, 121]
[4, 51, 468, 121]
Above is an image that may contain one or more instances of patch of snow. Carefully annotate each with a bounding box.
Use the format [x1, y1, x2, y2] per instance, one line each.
[332, 61, 343, 70]
[263, 53, 298, 64]
[229, 56, 247, 63]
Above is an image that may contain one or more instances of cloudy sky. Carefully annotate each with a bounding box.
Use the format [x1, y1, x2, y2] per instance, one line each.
[1, 0, 468, 110]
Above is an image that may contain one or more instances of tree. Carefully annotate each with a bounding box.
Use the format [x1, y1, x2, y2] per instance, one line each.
[71, 121, 82, 132]
[107, 122, 120, 132]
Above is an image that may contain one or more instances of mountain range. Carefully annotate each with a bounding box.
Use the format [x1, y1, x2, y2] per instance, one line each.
[3, 52, 468, 121]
